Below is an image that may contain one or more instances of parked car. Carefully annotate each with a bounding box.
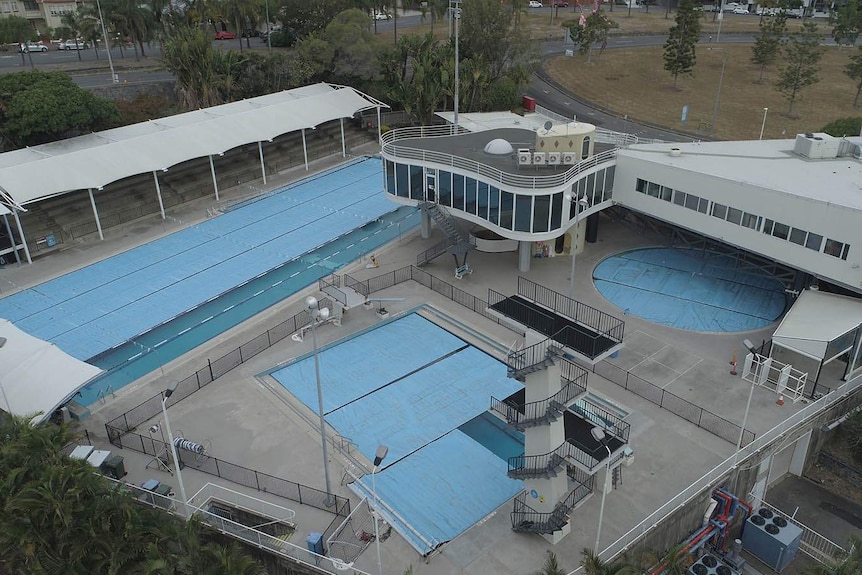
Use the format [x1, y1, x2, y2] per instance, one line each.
[59, 39, 87, 50]
[373, 11, 391, 19]
[18, 42, 47, 53]
[553, 1, 569, 6]
[732, 6, 750, 13]
[214, 31, 236, 40]
[529, 1, 543, 7]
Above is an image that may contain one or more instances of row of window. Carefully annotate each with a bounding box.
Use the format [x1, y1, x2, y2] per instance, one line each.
[635, 178, 850, 261]
[384, 160, 615, 234]
[1, 3, 19, 12]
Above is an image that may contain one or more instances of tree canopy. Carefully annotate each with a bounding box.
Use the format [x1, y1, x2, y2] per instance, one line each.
[663, 0, 701, 85]
[0, 71, 119, 147]
[775, 21, 822, 115]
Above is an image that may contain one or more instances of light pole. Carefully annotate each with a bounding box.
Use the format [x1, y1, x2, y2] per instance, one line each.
[265, 0, 271, 51]
[759, 107, 769, 140]
[307, 296, 335, 506]
[716, 0, 725, 42]
[734, 339, 759, 465]
[0, 337, 10, 415]
[95, 0, 118, 83]
[709, 49, 727, 135]
[161, 381, 189, 516]
[371, 445, 389, 575]
[452, 0, 461, 131]
[565, 194, 590, 300]
[591, 426, 612, 555]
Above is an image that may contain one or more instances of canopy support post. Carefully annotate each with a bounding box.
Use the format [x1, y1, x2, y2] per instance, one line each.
[377, 106, 382, 143]
[340, 118, 346, 157]
[302, 128, 309, 171]
[258, 141, 267, 185]
[88, 188, 104, 241]
[3, 214, 21, 265]
[209, 155, 220, 202]
[153, 171, 166, 220]
[12, 209, 31, 264]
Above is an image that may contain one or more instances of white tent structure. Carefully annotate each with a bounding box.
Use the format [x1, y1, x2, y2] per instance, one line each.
[0, 319, 102, 423]
[771, 289, 862, 393]
[0, 83, 387, 263]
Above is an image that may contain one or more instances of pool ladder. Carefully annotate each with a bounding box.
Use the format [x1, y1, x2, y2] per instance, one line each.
[97, 385, 115, 405]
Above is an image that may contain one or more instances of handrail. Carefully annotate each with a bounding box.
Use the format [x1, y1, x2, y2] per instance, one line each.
[488, 288, 557, 335]
[343, 273, 369, 297]
[491, 372, 585, 428]
[518, 276, 625, 343]
[571, 394, 632, 444]
[417, 238, 454, 266]
[381, 125, 619, 190]
[507, 324, 570, 375]
[511, 481, 593, 532]
[319, 274, 347, 306]
[585, 377, 862, 571]
[508, 434, 602, 477]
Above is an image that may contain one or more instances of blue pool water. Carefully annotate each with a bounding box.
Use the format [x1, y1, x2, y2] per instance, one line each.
[270, 312, 525, 555]
[593, 247, 786, 332]
[459, 411, 524, 462]
[48, 159, 421, 406]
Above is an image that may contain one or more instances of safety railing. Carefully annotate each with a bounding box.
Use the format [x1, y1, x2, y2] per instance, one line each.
[491, 373, 586, 430]
[343, 273, 370, 297]
[586, 377, 862, 571]
[187, 482, 297, 526]
[511, 480, 593, 534]
[571, 395, 631, 444]
[109, 477, 369, 575]
[381, 125, 620, 190]
[758, 500, 848, 565]
[518, 277, 625, 345]
[506, 325, 566, 377]
[416, 238, 454, 266]
[508, 435, 602, 479]
[488, 288, 557, 335]
[319, 274, 348, 306]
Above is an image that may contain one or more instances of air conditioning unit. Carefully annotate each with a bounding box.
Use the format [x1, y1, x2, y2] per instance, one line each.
[562, 152, 578, 165]
[741, 508, 802, 573]
[533, 152, 546, 165]
[688, 554, 738, 575]
[547, 152, 561, 165]
[518, 149, 532, 165]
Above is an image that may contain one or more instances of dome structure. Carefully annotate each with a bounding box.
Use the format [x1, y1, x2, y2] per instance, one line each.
[483, 138, 514, 155]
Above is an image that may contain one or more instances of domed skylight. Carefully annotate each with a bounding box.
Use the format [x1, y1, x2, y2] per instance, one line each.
[484, 138, 514, 155]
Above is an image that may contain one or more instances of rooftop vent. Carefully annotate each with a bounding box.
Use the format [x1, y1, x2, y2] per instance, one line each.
[484, 138, 515, 155]
[669, 147, 682, 157]
[794, 132, 839, 159]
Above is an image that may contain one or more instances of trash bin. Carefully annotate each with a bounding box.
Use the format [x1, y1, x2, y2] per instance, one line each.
[306, 532, 325, 556]
[101, 455, 126, 479]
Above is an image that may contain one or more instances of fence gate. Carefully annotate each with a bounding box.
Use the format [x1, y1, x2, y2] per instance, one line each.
[325, 498, 379, 566]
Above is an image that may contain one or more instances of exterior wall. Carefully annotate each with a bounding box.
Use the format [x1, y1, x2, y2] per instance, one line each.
[381, 157, 616, 242]
[614, 154, 862, 292]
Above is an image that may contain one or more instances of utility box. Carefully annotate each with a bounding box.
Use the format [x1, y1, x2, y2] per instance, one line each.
[101, 455, 126, 479]
[742, 508, 802, 572]
[306, 532, 325, 556]
[522, 96, 536, 112]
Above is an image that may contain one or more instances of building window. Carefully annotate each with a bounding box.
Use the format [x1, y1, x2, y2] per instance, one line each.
[409, 165, 423, 201]
[636, 178, 646, 193]
[515, 194, 532, 232]
[551, 192, 563, 230]
[437, 170, 452, 207]
[465, 177, 477, 215]
[488, 186, 500, 225]
[771, 222, 790, 241]
[726, 207, 742, 225]
[684, 194, 699, 211]
[824, 239, 850, 260]
[711, 203, 727, 220]
[788, 228, 806, 246]
[673, 190, 686, 206]
[741, 212, 759, 230]
[477, 181, 489, 220]
[805, 232, 822, 251]
[394, 163, 410, 198]
[452, 174, 465, 211]
[660, 186, 673, 202]
[500, 191, 514, 230]
[22, 0, 35, 9]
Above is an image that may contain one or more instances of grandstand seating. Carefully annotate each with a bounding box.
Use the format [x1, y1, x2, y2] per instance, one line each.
[16, 119, 375, 257]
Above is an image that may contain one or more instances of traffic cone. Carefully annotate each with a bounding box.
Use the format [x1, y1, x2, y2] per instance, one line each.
[729, 352, 738, 375]
[776, 395, 785, 406]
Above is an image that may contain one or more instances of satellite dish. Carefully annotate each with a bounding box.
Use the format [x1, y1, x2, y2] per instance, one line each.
[543, 120, 553, 131]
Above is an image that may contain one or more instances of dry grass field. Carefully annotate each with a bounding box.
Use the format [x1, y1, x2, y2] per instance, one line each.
[545, 43, 861, 140]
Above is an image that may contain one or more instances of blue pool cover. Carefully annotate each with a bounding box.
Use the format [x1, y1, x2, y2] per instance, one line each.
[271, 313, 524, 555]
[0, 159, 395, 361]
[593, 247, 786, 332]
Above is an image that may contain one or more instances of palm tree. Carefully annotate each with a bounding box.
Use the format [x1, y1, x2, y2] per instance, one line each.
[535, 551, 567, 575]
[223, 0, 259, 51]
[428, 0, 448, 33]
[581, 548, 639, 575]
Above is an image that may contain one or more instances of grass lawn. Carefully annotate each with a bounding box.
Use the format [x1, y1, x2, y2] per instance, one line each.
[545, 43, 861, 140]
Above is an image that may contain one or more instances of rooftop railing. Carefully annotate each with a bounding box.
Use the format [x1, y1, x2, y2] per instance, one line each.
[381, 125, 624, 190]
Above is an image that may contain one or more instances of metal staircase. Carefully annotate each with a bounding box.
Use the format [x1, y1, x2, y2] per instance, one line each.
[511, 481, 593, 535]
[416, 202, 473, 266]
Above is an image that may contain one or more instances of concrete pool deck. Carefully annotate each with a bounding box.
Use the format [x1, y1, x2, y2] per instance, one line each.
[2, 147, 845, 575]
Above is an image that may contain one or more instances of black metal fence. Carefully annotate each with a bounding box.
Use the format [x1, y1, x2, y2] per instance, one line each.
[593, 360, 756, 446]
[105, 426, 350, 517]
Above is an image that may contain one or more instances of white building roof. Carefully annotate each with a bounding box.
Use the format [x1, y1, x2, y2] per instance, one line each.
[618, 138, 862, 211]
[0, 319, 103, 423]
[772, 289, 862, 359]
[0, 83, 385, 209]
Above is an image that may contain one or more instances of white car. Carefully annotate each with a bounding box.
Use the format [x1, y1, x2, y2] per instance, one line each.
[732, 6, 749, 13]
[373, 11, 391, 19]
[529, 1, 543, 7]
[19, 42, 47, 53]
[59, 40, 87, 50]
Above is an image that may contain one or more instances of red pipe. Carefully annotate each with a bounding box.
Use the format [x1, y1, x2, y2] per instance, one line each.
[647, 525, 717, 575]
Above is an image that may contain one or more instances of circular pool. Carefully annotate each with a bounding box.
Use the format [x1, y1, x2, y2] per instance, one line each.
[593, 247, 786, 332]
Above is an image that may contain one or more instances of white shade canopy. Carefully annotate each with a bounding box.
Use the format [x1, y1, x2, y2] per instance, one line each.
[0, 318, 102, 423]
[773, 289, 862, 359]
[0, 83, 386, 209]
